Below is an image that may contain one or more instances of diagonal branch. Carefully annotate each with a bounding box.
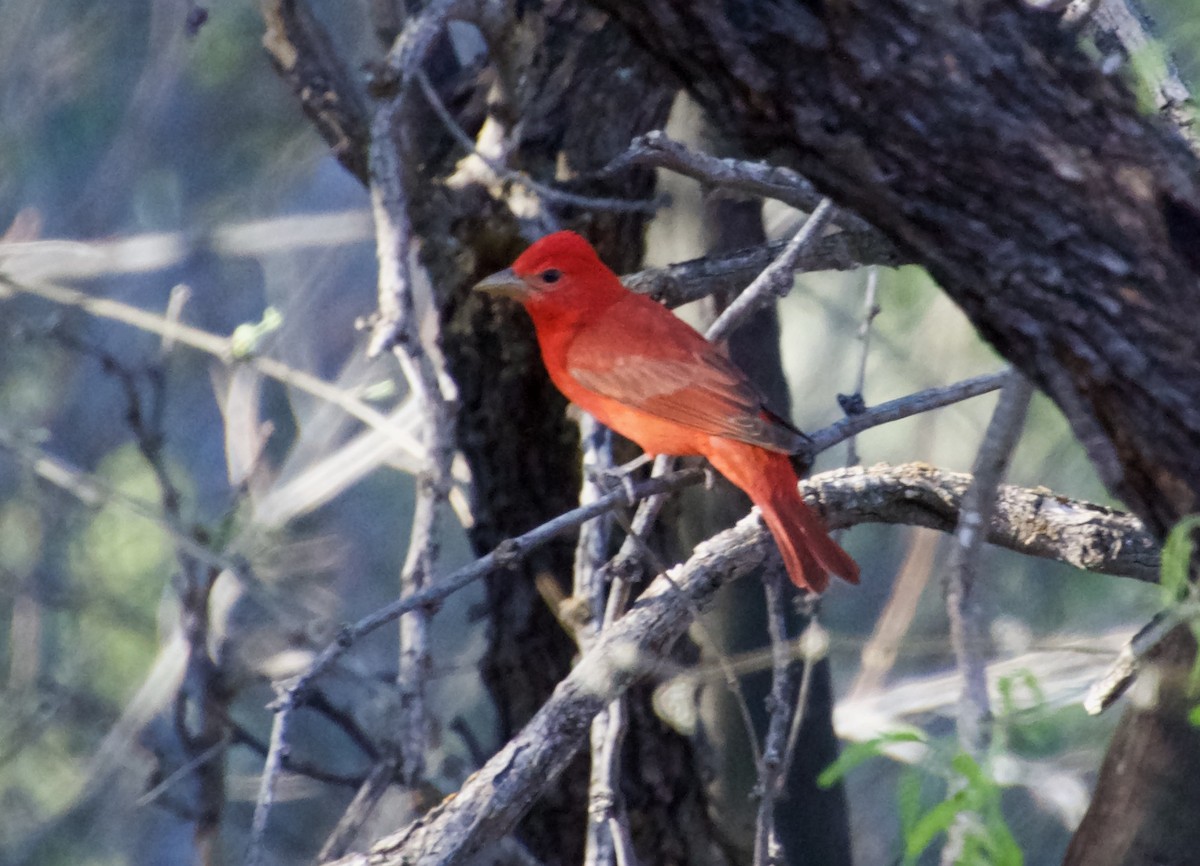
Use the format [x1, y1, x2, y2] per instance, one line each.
[320, 461, 1159, 865]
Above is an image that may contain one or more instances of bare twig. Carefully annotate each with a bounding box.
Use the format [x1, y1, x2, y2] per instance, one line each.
[843, 268, 881, 466]
[367, 3, 466, 797]
[1084, 603, 1200, 714]
[779, 617, 827, 797]
[941, 371, 1034, 864]
[805, 371, 1009, 457]
[368, 108, 437, 791]
[753, 567, 797, 866]
[576, 417, 624, 866]
[623, 232, 906, 307]
[136, 734, 230, 808]
[318, 758, 401, 861]
[227, 722, 365, 788]
[577, 421, 643, 866]
[814, 462, 1156, 579]
[602, 132, 881, 236]
[413, 70, 660, 215]
[0, 272, 428, 472]
[706, 200, 837, 343]
[1087, 0, 1196, 150]
[576, 418, 617, 643]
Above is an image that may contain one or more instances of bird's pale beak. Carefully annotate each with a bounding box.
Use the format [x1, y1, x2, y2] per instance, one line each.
[473, 267, 532, 300]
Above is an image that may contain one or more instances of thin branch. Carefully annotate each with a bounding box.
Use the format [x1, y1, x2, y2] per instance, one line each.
[0, 272, 427, 471]
[779, 616, 827, 798]
[815, 462, 1156, 579]
[707, 200, 837, 343]
[622, 232, 907, 308]
[136, 734, 230, 808]
[577, 418, 624, 866]
[575, 418, 617, 643]
[842, 267, 881, 466]
[367, 2, 466, 798]
[261, 0, 370, 182]
[753, 568, 797, 866]
[941, 372, 1034, 864]
[805, 371, 1009, 457]
[413, 69, 660, 215]
[1084, 603, 1200, 714]
[368, 111, 437, 792]
[318, 758, 402, 861]
[602, 131, 880, 235]
[228, 721, 365, 788]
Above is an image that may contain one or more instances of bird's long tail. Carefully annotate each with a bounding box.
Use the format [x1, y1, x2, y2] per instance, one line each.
[707, 442, 859, 593]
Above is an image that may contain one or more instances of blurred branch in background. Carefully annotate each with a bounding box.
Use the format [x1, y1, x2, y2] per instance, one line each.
[941, 372, 1034, 863]
[4, 0, 1197, 863]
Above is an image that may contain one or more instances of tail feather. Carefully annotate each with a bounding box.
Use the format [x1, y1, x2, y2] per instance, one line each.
[758, 488, 860, 592]
[707, 442, 859, 593]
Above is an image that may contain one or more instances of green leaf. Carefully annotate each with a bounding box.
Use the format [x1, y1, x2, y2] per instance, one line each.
[905, 794, 965, 861]
[986, 820, 1025, 866]
[817, 730, 925, 788]
[996, 669, 1045, 716]
[950, 752, 988, 791]
[1189, 704, 1200, 727]
[1160, 515, 1200, 604]
[897, 767, 924, 839]
[229, 306, 284, 359]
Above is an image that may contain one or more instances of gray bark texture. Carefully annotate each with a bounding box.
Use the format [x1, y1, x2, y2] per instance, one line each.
[584, 1, 1200, 864]
[263, 0, 1200, 862]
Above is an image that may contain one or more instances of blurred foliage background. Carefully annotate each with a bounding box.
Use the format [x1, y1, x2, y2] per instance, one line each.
[0, 1, 1197, 864]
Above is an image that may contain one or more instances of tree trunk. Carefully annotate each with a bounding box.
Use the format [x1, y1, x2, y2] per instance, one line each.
[263, 2, 749, 862]
[584, 1, 1200, 863]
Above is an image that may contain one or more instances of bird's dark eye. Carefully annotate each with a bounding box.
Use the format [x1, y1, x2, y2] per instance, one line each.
[541, 268, 561, 284]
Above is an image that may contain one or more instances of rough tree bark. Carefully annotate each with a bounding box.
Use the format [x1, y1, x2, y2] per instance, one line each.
[264, 0, 1200, 861]
[263, 2, 741, 863]
[582, 1, 1200, 864]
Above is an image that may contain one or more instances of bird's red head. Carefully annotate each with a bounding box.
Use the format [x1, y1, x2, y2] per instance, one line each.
[474, 231, 624, 310]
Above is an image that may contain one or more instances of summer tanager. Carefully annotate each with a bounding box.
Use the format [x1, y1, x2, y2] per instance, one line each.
[476, 231, 858, 593]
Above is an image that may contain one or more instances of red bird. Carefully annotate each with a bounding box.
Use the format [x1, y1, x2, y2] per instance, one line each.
[476, 231, 858, 593]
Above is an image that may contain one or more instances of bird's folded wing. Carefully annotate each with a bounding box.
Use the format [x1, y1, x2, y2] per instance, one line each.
[565, 301, 806, 453]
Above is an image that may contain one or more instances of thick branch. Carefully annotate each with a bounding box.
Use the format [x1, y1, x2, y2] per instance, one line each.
[323, 461, 1157, 865]
[591, 0, 1200, 535]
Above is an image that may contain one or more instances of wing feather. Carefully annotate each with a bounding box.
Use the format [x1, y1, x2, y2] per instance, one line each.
[565, 295, 805, 453]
